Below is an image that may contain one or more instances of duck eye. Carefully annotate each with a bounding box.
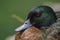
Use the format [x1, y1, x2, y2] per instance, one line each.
[34, 13, 41, 17]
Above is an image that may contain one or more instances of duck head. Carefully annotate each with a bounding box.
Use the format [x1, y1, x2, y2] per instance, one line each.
[15, 6, 57, 32]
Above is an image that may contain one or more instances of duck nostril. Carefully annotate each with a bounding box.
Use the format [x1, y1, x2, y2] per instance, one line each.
[25, 23, 27, 24]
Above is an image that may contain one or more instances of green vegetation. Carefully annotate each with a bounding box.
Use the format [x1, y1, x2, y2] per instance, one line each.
[0, 0, 60, 40]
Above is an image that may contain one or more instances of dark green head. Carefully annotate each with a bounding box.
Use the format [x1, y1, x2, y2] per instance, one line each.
[27, 6, 57, 29]
[15, 6, 57, 32]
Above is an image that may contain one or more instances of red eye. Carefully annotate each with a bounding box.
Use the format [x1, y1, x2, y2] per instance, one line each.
[35, 13, 41, 17]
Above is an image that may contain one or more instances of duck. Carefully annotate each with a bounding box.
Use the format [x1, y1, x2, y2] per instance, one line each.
[15, 6, 57, 32]
[15, 6, 57, 40]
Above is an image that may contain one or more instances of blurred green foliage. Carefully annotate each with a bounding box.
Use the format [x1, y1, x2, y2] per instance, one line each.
[0, 0, 60, 40]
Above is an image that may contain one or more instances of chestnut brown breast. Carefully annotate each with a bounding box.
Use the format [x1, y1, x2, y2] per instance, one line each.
[15, 26, 44, 40]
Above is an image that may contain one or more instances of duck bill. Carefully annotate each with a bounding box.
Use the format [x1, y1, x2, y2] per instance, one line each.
[15, 19, 32, 32]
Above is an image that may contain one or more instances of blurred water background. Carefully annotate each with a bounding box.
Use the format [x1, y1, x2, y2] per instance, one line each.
[0, 0, 60, 40]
